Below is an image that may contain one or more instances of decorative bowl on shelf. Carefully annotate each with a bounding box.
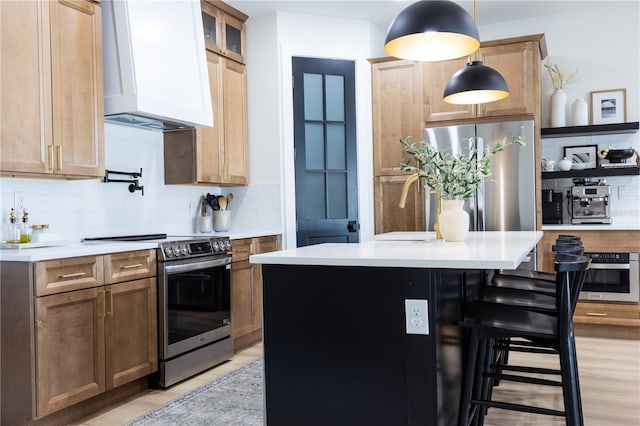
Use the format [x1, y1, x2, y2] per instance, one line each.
[604, 148, 635, 163]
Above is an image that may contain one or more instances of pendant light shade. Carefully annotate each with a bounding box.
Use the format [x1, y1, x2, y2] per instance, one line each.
[443, 61, 509, 104]
[384, 0, 480, 62]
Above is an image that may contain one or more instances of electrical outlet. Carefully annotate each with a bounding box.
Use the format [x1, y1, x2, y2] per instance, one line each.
[405, 299, 429, 335]
[187, 199, 193, 215]
[14, 191, 27, 213]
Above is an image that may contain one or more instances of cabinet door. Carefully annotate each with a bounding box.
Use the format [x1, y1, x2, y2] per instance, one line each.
[35, 287, 105, 417]
[196, 50, 225, 183]
[105, 278, 157, 389]
[477, 41, 538, 118]
[220, 12, 245, 64]
[201, 0, 222, 53]
[374, 175, 426, 234]
[0, 0, 51, 174]
[423, 58, 475, 122]
[223, 59, 248, 184]
[49, 0, 104, 177]
[371, 60, 424, 176]
[231, 259, 254, 338]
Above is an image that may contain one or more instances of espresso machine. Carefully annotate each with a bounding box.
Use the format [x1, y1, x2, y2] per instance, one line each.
[571, 179, 612, 224]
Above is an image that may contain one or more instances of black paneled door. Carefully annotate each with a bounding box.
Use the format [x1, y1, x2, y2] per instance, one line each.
[292, 57, 359, 247]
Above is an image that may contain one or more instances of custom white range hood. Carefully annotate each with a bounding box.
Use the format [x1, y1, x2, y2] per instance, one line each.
[102, 0, 212, 131]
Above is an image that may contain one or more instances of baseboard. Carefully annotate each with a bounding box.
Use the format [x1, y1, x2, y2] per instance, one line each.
[234, 329, 263, 352]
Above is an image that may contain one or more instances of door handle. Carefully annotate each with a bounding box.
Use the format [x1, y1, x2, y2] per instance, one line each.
[347, 221, 359, 232]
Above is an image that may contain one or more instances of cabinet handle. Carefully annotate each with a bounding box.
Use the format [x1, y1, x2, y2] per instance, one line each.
[48, 145, 54, 171]
[99, 289, 106, 318]
[105, 289, 113, 316]
[585, 312, 607, 317]
[58, 271, 87, 279]
[56, 145, 62, 172]
[121, 263, 143, 270]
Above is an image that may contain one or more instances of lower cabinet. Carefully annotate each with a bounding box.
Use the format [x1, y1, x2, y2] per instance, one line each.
[231, 235, 281, 351]
[374, 175, 426, 234]
[1, 250, 157, 423]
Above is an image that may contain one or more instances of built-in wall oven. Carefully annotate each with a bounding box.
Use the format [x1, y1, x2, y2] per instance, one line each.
[580, 252, 639, 303]
[151, 237, 234, 388]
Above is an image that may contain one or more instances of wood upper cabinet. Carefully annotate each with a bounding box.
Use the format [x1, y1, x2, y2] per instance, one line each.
[477, 39, 540, 118]
[371, 58, 424, 176]
[423, 57, 475, 122]
[0, 0, 104, 178]
[164, 49, 248, 185]
[201, 0, 247, 64]
[423, 34, 545, 123]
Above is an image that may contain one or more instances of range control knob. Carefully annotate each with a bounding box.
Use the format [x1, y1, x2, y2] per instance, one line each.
[211, 241, 220, 252]
[225, 240, 232, 251]
[164, 246, 174, 258]
[180, 245, 189, 256]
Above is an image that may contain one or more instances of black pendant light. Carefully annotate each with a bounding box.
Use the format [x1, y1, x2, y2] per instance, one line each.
[443, 60, 509, 104]
[442, 0, 510, 104]
[384, 0, 480, 62]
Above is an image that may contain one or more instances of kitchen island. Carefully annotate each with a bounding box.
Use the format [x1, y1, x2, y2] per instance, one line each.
[249, 231, 542, 426]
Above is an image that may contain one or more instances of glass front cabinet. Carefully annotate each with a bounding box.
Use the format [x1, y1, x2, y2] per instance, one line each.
[201, 1, 247, 64]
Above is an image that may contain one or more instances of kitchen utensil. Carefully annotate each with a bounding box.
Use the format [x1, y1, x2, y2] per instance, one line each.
[227, 193, 233, 209]
[218, 196, 228, 211]
[206, 193, 219, 210]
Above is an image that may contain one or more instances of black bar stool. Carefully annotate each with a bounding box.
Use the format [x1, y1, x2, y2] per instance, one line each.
[458, 253, 591, 426]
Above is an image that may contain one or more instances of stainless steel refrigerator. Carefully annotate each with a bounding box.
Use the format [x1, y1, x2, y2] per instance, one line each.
[423, 120, 537, 267]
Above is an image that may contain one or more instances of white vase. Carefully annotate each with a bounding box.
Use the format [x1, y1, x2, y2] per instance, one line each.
[438, 199, 469, 242]
[571, 98, 589, 126]
[551, 89, 567, 127]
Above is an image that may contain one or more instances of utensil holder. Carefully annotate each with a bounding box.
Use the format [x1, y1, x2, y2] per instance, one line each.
[212, 211, 231, 232]
[197, 216, 213, 233]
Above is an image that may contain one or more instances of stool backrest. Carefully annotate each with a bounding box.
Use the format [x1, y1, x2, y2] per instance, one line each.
[554, 254, 591, 334]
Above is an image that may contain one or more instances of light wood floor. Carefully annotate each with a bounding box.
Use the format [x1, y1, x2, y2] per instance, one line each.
[74, 336, 639, 425]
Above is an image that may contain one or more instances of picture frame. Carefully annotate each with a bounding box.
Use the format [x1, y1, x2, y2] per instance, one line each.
[564, 145, 598, 169]
[590, 89, 627, 125]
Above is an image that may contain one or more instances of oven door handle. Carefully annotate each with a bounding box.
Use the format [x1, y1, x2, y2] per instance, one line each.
[164, 257, 231, 274]
[588, 263, 630, 270]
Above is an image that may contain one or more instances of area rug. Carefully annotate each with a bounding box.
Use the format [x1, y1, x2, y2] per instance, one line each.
[127, 358, 264, 425]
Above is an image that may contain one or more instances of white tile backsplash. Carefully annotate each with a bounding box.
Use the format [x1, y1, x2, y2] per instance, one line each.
[0, 124, 281, 242]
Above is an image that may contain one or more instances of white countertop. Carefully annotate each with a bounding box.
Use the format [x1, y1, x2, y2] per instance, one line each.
[250, 231, 542, 270]
[0, 229, 282, 262]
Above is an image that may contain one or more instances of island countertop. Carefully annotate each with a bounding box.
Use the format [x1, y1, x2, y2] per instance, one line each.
[250, 231, 542, 270]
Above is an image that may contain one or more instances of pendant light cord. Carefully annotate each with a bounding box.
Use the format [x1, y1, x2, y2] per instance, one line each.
[473, 0, 478, 62]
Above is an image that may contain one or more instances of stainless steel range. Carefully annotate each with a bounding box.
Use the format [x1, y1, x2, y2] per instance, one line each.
[152, 236, 233, 388]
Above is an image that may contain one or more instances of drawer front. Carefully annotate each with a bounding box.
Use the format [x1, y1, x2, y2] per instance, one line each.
[104, 250, 157, 284]
[574, 302, 640, 326]
[35, 256, 104, 296]
[232, 238, 252, 262]
[255, 235, 281, 255]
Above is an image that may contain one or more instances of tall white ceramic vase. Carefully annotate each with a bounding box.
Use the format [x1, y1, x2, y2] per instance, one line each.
[571, 98, 589, 126]
[551, 89, 567, 127]
[438, 200, 469, 242]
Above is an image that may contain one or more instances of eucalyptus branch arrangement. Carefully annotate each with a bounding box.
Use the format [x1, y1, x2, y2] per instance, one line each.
[397, 133, 525, 206]
[544, 59, 580, 90]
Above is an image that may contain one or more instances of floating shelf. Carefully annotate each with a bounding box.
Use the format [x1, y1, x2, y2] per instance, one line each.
[541, 122, 639, 138]
[542, 167, 640, 180]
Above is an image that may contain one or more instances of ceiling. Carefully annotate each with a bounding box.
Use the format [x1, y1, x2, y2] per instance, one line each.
[225, 1, 614, 33]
